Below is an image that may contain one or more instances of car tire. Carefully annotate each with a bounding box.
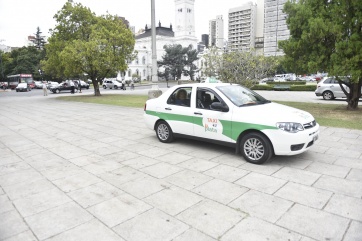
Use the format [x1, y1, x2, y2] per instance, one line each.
[114, 86, 118, 89]
[240, 132, 273, 164]
[56, 89, 60, 93]
[155, 121, 174, 143]
[322, 91, 334, 100]
[103, 85, 106, 89]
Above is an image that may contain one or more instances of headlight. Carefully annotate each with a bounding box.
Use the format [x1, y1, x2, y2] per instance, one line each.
[276, 122, 304, 133]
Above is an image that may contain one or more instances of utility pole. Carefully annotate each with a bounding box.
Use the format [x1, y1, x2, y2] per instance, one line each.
[148, 0, 162, 99]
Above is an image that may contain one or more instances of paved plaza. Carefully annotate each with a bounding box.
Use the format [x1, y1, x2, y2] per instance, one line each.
[0, 90, 362, 241]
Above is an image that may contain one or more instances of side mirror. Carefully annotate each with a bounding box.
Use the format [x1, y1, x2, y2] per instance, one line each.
[210, 102, 229, 112]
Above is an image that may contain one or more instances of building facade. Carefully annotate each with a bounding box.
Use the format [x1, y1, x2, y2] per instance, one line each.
[228, 2, 257, 52]
[125, 0, 198, 81]
[263, 0, 290, 56]
[209, 15, 224, 49]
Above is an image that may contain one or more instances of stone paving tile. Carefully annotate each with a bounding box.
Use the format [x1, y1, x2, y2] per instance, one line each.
[40, 164, 85, 181]
[210, 153, 247, 167]
[343, 221, 362, 241]
[272, 166, 321, 185]
[136, 146, 173, 158]
[121, 156, 160, 169]
[113, 209, 189, 241]
[82, 160, 124, 175]
[0, 162, 31, 176]
[0, 211, 29, 240]
[172, 228, 216, 241]
[155, 152, 193, 165]
[3, 178, 55, 200]
[46, 219, 124, 241]
[346, 168, 362, 182]
[229, 190, 293, 223]
[99, 167, 146, 188]
[0, 169, 43, 187]
[119, 176, 171, 199]
[13, 188, 71, 217]
[0, 194, 15, 214]
[274, 182, 332, 209]
[177, 158, 219, 172]
[324, 194, 362, 221]
[305, 161, 350, 178]
[176, 200, 246, 239]
[185, 146, 227, 160]
[164, 169, 213, 190]
[313, 176, 362, 198]
[270, 156, 314, 169]
[277, 204, 349, 241]
[87, 193, 152, 228]
[325, 148, 361, 159]
[27, 155, 70, 171]
[25, 201, 93, 240]
[203, 164, 249, 182]
[238, 162, 282, 175]
[105, 150, 140, 163]
[298, 152, 337, 164]
[144, 186, 203, 216]
[68, 180, 124, 207]
[234, 172, 287, 194]
[221, 217, 301, 241]
[334, 157, 362, 170]
[68, 154, 106, 167]
[3, 230, 37, 241]
[140, 162, 183, 178]
[53, 172, 103, 193]
[192, 179, 248, 205]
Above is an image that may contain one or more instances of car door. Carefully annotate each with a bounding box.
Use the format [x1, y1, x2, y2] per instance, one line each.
[192, 87, 233, 143]
[331, 79, 348, 98]
[163, 86, 194, 136]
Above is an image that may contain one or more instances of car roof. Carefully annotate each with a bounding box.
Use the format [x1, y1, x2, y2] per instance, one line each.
[175, 82, 235, 88]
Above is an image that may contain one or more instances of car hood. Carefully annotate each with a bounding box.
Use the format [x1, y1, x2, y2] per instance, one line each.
[234, 102, 315, 124]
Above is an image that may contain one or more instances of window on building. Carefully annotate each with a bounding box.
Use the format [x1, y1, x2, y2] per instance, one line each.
[143, 69, 146, 77]
[128, 69, 131, 77]
[142, 56, 146, 64]
[136, 58, 139, 64]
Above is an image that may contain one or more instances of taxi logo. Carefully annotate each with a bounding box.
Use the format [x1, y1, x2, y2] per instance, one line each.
[204, 118, 219, 133]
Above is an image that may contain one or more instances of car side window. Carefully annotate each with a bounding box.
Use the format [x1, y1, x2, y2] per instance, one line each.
[167, 87, 192, 107]
[196, 88, 224, 111]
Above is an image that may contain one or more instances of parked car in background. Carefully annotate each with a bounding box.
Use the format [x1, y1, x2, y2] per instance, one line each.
[315, 77, 349, 100]
[15, 83, 31, 92]
[34, 81, 43, 89]
[50, 82, 78, 93]
[102, 79, 125, 90]
[0, 82, 8, 89]
[47, 82, 59, 90]
[79, 80, 90, 89]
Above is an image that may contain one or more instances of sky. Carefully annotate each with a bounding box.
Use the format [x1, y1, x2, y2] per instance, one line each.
[0, 0, 250, 47]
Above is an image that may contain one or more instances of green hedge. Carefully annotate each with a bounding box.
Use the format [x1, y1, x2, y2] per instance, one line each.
[251, 84, 316, 91]
[266, 81, 307, 85]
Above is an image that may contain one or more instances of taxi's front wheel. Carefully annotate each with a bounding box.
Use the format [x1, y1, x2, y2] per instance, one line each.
[240, 132, 273, 164]
[156, 121, 174, 143]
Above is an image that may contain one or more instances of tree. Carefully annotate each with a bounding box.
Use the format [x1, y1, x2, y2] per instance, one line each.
[42, 2, 135, 96]
[1, 46, 44, 80]
[158, 44, 199, 80]
[202, 48, 279, 88]
[32, 27, 46, 50]
[279, 0, 362, 110]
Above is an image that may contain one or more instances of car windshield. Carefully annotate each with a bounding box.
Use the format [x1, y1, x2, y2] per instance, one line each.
[217, 84, 270, 106]
[18, 83, 27, 87]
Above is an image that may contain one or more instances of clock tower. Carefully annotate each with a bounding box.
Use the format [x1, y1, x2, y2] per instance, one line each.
[174, 0, 196, 38]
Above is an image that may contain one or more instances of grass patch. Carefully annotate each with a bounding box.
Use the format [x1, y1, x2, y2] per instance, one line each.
[274, 101, 362, 130]
[58, 94, 148, 108]
[57, 95, 362, 130]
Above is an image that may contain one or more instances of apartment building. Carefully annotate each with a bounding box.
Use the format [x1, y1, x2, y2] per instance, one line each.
[228, 2, 257, 52]
[263, 0, 290, 56]
[209, 15, 224, 49]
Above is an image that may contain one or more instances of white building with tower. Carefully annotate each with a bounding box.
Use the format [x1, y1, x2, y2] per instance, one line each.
[124, 0, 198, 81]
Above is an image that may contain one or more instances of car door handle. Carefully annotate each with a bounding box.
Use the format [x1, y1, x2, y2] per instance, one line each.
[194, 112, 203, 115]
[165, 107, 172, 110]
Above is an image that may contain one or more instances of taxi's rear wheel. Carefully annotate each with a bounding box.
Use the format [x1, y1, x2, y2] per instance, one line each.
[240, 132, 272, 164]
[156, 121, 174, 143]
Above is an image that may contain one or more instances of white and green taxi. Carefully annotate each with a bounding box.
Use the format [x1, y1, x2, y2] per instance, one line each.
[144, 83, 319, 164]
